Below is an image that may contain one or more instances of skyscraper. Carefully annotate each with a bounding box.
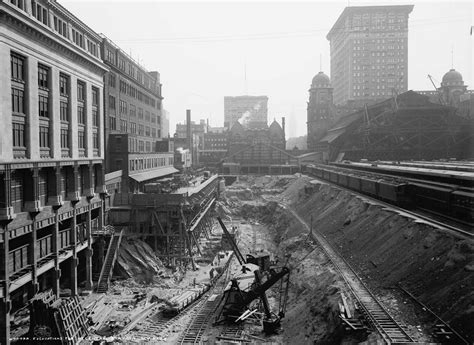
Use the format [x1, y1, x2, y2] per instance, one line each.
[327, 5, 414, 106]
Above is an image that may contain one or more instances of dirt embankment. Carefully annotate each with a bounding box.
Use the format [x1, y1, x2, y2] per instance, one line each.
[292, 180, 474, 341]
[224, 196, 352, 344]
[223, 174, 473, 342]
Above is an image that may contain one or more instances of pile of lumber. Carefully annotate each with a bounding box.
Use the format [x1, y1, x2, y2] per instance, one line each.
[28, 290, 89, 344]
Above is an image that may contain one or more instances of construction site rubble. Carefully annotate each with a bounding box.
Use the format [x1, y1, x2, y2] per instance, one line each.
[114, 240, 170, 283]
[15, 174, 471, 344]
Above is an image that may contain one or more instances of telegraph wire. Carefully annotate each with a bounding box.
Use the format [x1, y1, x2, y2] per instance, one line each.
[114, 15, 471, 45]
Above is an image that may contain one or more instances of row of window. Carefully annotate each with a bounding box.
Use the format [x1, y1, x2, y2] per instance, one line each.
[108, 117, 160, 143]
[10, 52, 101, 157]
[352, 64, 405, 72]
[113, 76, 158, 108]
[352, 91, 394, 98]
[9, 166, 101, 213]
[105, 52, 158, 94]
[10, 0, 100, 58]
[129, 156, 173, 172]
[109, 95, 160, 124]
[353, 38, 405, 44]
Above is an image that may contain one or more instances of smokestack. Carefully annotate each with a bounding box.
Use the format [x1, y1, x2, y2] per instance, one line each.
[186, 109, 192, 150]
[282, 117, 286, 147]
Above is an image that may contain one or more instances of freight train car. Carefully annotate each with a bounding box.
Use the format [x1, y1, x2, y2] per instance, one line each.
[302, 164, 473, 225]
[360, 177, 378, 197]
[451, 190, 474, 223]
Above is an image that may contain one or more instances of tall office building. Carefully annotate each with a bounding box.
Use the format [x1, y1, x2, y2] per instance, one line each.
[224, 95, 268, 129]
[327, 5, 414, 106]
[0, 0, 108, 343]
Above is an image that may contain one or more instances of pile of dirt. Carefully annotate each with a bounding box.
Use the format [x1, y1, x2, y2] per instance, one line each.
[265, 207, 348, 344]
[229, 198, 349, 344]
[294, 181, 474, 341]
[223, 175, 473, 342]
[114, 239, 169, 284]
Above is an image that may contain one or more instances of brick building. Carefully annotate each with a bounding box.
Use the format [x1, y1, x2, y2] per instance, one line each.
[327, 5, 414, 106]
[0, 0, 108, 342]
[198, 128, 228, 167]
[102, 37, 175, 192]
[222, 119, 299, 174]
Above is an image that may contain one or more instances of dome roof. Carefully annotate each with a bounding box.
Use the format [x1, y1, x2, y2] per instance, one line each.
[312, 71, 330, 88]
[441, 69, 464, 86]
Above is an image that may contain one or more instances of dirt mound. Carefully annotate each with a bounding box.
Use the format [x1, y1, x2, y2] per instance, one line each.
[114, 239, 168, 284]
[236, 201, 348, 344]
[295, 181, 474, 341]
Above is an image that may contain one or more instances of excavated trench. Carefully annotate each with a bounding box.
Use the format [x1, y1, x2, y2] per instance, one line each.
[220, 175, 474, 344]
[224, 201, 355, 344]
[97, 175, 472, 344]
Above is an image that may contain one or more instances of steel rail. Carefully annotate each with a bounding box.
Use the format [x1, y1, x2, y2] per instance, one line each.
[281, 203, 415, 344]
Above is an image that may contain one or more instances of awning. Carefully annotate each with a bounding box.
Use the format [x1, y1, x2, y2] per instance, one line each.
[129, 166, 179, 183]
[105, 170, 122, 183]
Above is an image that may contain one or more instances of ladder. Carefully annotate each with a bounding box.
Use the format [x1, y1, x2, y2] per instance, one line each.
[96, 228, 124, 293]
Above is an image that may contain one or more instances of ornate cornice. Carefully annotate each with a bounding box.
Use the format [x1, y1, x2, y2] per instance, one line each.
[0, 7, 108, 76]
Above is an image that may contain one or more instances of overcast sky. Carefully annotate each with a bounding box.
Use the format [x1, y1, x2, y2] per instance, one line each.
[62, 0, 473, 138]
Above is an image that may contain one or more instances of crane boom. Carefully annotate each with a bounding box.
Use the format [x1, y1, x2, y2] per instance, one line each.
[428, 74, 445, 105]
[217, 217, 245, 265]
[242, 267, 290, 306]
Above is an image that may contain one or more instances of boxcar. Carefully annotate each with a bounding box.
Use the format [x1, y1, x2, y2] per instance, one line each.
[451, 190, 474, 223]
[338, 173, 349, 187]
[347, 175, 361, 191]
[322, 169, 331, 181]
[314, 167, 324, 178]
[329, 171, 339, 184]
[377, 180, 400, 203]
[411, 184, 451, 214]
[360, 177, 378, 196]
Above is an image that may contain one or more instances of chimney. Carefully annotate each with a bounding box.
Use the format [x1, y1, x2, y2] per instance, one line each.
[186, 109, 192, 150]
[282, 117, 286, 147]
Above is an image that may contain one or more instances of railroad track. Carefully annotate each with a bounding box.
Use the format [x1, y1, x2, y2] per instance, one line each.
[217, 325, 248, 343]
[175, 254, 236, 344]
[126, 296, 207, 342]
[129, 253, 235, 343]
[282, 204, 416, 344]
[177, 293, 221, 344]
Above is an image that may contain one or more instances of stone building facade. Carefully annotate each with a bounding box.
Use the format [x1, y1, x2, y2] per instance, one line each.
[307, 72, 336, 151]
[0, 0, 108, 342]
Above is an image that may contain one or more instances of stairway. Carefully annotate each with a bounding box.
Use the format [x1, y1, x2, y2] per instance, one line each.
[96, 228, 124, 293]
